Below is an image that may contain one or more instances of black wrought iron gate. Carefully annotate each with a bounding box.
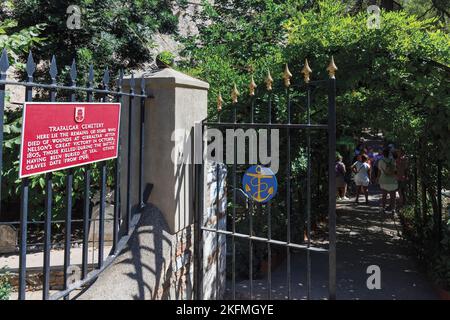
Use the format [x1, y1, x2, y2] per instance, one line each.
[195, 58, 337, 300]
[0, 49, 150, 300]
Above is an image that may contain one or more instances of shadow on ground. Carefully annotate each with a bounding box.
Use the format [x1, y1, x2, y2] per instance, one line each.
[229, 190, 439, 300]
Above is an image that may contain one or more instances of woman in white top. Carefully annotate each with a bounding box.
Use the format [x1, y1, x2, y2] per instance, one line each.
[352, 154, 371, 204]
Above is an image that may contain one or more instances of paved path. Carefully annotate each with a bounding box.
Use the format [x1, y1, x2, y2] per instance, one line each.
[231, 191, 439, 300]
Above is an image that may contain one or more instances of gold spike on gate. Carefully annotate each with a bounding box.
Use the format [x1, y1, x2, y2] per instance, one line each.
[301, 59, 312, 83]
[217, 92, 223, 111]
[231, 83, 240, 104]
[265, 70, 273, 91]
[326, 56, 338, 79]
[249, 76, 257, 96]
[283, 64, 293, 88]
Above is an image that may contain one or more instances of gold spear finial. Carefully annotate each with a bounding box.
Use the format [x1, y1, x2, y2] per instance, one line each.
[231, 83, 240, 104]
[217, 92, 223, 111]
[283, 64, 293, 88]
[249, 76, 257, 96]
[265, 70, 273, 91]
[326, 56, 337, 79]
[301, 59, 312, 83]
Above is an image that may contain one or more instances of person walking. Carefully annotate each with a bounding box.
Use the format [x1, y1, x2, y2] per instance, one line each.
[377, 147, 398, 213]
[352, 154, 371, 205]
[371, 148, 383, 181]
[336, 154, 349, 201]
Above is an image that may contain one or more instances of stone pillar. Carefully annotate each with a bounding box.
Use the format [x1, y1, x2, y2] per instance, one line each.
[116, 68, 208, 299]
[123, 68, 208, 234]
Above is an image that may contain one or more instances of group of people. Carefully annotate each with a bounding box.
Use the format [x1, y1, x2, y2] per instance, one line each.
[336, 141, 408, 213]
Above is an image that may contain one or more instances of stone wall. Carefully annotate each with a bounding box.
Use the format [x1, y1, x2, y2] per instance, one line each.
[201, 161, 227, 300]
[78, 67, 209, 300]
[78, 205, 195, 300]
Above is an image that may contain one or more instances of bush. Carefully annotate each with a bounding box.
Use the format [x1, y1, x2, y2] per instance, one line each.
[156, 51, 175, 68]
[0, 267, 12, 300]
[399, 205, 450, 290]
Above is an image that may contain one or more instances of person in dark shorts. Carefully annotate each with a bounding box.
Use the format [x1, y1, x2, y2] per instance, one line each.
[336, 154, 348, 201]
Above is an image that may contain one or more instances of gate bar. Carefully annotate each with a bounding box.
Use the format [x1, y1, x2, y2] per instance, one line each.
[82, 165, 91, 278]
[266, 89, 273, 300]
[328, 77, 337, 300]
[215, 163, 220, 299]
[63, 64, 77, 300]
[43, 63, 57, 300]
[113, 70, 123, 253]
[286, 86, 292, 299]
[82, 66, 94, 278]
[201, 227, 327, 252]
[125, 75, 135, 235]
[231, 103, 237, 300]
[97, 70, 111, 268]
[0, 79, 148, 98]
[0, 49, 6, 209]
[306, 84, 312, 299]
[195, 122, 205, 300]
[18, 56, 35, 300]
[139, 78, 146, 209]
[63, 168, 73, 300]
[203, 123, 328, 130]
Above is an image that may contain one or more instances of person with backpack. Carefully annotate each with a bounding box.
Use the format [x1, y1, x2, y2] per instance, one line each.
[377, 147, 398, 213]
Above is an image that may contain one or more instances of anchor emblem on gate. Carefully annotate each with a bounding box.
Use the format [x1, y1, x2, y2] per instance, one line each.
[242, 165, 277, 203]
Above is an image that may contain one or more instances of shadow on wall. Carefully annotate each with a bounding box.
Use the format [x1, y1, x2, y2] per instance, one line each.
[77, 204, 193, 300]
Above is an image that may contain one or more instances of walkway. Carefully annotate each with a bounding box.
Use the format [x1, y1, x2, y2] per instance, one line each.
[231, 190, 439, 300]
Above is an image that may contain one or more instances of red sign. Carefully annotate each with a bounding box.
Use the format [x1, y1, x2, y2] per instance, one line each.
[20, 102, 121, 178]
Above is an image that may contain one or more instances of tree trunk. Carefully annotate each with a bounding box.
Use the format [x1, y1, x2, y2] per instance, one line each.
[421, 182, 427, 225]
[380, 0, 394, 11]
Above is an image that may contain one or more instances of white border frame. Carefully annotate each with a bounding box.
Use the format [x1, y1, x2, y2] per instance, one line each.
[19, 102, 122, 178]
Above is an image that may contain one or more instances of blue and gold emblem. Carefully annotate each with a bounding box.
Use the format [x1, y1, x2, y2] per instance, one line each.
[242, 165, 277, 203]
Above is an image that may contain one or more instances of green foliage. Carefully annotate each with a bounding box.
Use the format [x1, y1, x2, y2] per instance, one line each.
[399, 0, 449, 28]
[0, 20, 113, 221]
[156, 51, 175, 67]
[183, 2, 449, 145]
[399, 205, 450, 290]
[0, 0, 173, 223]
[0, 267, 12, 300]
[180, 0, 304, 113]
[432, 232, 450, 290]
[1, 0, 180, 82]
[181, 0, 449, 282]
[181, 0, 450, 180]
[0, 2, 45, 68]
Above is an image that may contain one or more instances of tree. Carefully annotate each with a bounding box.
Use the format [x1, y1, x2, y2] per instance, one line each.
[399, 0, 449, 27]
[0, 1, 45, 68]
[0, 0, 182, 223]
[181, 0, 449, 285]
[0, 0, 181, 82]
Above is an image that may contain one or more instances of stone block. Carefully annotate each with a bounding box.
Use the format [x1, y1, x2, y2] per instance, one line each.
[0, 225, 17, 254]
